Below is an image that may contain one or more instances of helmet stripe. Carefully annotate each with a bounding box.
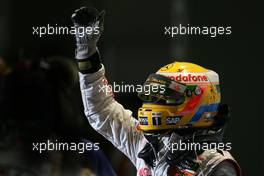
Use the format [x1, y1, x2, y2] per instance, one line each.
[188, 103, 219, 124]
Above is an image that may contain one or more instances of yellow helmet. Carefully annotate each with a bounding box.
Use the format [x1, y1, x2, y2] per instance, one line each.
[137, 61, 221, 132]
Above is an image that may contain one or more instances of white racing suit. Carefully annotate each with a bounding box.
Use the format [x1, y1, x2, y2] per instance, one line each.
[79, 65, 241, 176]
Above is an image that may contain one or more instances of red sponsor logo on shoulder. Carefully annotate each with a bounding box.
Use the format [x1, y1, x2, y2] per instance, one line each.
[138, 167, 152, 176]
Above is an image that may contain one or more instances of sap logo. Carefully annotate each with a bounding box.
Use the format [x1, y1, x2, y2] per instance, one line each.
[166, 116, 182, 125]
[139, 117, 148, 125]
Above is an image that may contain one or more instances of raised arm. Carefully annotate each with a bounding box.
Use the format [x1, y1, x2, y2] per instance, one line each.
[72, 7, 143, 166]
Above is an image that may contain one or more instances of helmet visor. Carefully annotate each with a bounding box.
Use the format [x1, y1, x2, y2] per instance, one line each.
[138, 74, 187, 104]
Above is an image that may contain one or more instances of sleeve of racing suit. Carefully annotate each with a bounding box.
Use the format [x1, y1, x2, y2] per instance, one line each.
[79, 64, 142, 166]
[209, 161, 238, 176]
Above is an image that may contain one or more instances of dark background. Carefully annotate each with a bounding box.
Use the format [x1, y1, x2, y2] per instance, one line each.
[0, 0, 263, 175]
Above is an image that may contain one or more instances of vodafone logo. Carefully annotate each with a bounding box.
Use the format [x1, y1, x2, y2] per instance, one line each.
[168, 74, 208, 82]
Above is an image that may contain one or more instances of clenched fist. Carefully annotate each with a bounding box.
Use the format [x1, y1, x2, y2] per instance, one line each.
[72, 7, 105, 59]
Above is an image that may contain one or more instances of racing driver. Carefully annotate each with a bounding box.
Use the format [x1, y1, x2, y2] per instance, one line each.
[71, 7, 241, 176]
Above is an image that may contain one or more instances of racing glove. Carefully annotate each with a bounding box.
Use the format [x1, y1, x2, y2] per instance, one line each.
[72, 7, 105, 73]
